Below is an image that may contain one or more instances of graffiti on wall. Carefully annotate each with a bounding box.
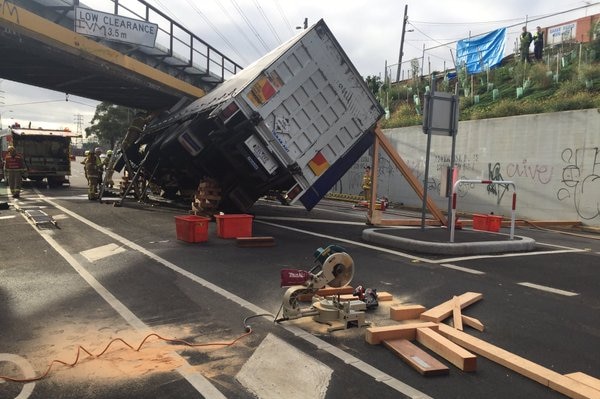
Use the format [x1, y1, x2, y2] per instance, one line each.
[505, 159, 553, 184]
[557, 147, 600, 220]
[434, 153, 479, 172]
[487, 162, 511, 204]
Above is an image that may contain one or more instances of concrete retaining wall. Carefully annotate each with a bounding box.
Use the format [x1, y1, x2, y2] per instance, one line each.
[334, 109, 600, 226]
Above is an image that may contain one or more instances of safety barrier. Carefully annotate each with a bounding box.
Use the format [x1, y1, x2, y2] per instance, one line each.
[450, 179, 516, 242]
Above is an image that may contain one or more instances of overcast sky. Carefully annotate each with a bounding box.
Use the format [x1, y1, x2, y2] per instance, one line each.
[1, 0, 598, 133]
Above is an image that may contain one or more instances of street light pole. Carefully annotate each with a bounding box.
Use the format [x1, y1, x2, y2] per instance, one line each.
[395, 4, 409, 83]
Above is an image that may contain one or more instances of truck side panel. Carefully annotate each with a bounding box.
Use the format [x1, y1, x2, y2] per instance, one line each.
[236, 20, 382, 202]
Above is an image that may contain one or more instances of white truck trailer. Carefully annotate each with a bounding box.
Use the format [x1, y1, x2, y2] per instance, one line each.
[123, 19, 383, 211]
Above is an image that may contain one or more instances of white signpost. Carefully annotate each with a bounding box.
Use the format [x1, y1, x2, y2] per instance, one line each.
[74, 7, 158, 47]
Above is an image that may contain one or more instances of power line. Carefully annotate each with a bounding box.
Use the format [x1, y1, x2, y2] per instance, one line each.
[273, 0, 295, 36]
[424, 2, 600, 52]
[252, 0, 283, 45]
[229, 0, 271, 52]
[182, 0, 250, 65]
[213, 0, 264, 58]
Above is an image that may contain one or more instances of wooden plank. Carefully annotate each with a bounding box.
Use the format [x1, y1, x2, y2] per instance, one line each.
[452, 296, 463, 331]
[374, 126, 447, 225]
[436, 324, 600, 399]
[565, 372, 600, 392]
[416, 327, 476, 372]
[461, 315, 485, 332]
[383, 339, 449, 376]
[420, 292, 483, 323]
[365, 322, 438, 345]
[236, 236, 275, 247]
[377, 291, 393, 301]
[390, 304, 426, 321]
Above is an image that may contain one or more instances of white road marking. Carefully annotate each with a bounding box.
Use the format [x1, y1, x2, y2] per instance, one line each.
[0, 353, 36, 398]
[439, 263, 486, 275]
[236, 333, 332, 399]
[20, 199, 227, 399]
[256, 216, 366, 225]
[517, 282, 579, 297]
[35, 193, 432, 399]
[430, 248, 587, 264]
[0, 215, 17, 220]
[256, 220, 432, 263]
[80, 243, 127, 262]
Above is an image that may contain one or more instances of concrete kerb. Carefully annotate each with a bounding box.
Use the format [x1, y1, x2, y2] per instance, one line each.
[362, 228, 537, 256]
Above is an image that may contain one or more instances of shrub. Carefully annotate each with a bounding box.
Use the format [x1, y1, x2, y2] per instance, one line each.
[381, 103, 422, 128]
[528, 63, 553, 90]
[547, 92, 599, 112]
[555, 78, 585, 97]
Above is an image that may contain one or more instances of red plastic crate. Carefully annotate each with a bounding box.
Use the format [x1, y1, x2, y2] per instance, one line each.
[175, 215, 210, 243]
[215, 214, 253, 238]
[486, 215, 503, 232]
[472, 214, 488, 231]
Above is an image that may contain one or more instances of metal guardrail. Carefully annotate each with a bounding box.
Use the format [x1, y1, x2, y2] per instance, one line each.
[450, 179, 517, 242]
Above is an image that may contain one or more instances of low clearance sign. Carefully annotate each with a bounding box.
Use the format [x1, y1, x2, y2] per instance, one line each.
[74, 7, 158, 47]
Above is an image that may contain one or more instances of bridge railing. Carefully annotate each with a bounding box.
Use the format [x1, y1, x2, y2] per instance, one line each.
[116, 0, 242, 81]
[73, 0, 243, 83]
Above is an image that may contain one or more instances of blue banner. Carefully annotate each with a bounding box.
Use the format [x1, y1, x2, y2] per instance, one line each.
[456, 28, 506, 74]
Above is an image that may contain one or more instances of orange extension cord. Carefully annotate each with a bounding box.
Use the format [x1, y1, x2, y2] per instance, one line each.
[0, 329, 252, 384]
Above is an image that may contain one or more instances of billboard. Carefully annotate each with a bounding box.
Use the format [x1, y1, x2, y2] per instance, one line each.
[74, 7, 158, 47]
[548, 22, 577, 45]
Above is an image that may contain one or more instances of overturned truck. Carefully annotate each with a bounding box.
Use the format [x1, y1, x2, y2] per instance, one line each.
[120, 19, 383, 212]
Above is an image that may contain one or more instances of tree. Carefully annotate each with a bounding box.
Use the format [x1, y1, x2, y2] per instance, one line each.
[365, 75, 383, 98]
[85, 102, 139, 149]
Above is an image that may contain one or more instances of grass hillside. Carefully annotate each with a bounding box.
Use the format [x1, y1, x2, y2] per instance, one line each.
[377, 40, 600, 129]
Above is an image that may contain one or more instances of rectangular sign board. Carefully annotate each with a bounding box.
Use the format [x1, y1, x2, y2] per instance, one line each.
[74, 7, 158, 47]
[422, 91, 459, 136]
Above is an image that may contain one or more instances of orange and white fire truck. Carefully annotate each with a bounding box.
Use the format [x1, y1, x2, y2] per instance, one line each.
[1, 124, 80, 187]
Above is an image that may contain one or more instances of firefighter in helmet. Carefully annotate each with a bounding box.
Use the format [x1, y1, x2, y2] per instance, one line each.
[84, 148, 101, 200]
[362, 166, 372, 201]
[103, 149, 114, 188]
[3, 146, 27, 198]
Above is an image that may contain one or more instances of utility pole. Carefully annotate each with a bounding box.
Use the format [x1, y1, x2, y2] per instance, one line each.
[395, 4, 408, 83]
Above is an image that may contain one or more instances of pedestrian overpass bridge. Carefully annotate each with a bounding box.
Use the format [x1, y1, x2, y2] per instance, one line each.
[0, 0, 243, 110]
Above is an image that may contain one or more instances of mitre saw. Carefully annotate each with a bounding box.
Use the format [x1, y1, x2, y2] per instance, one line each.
[279, 245, 369, 332]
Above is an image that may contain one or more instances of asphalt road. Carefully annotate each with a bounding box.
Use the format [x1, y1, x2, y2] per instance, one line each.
[0, 162, 599, 399]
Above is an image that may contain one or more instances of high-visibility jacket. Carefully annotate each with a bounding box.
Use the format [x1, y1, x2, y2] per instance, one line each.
[362, 172, 372, 190]
[4, 153, 26, 171]
[84, 153, 100, 178]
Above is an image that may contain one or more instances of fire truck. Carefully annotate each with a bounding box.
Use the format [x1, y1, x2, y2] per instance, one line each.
[1, 124, 80, 187]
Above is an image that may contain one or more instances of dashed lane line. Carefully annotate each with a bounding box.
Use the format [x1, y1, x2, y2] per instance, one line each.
[517, 282, 580, 297]
[35, 193, 432, 399]
[439, 263, 486, 275]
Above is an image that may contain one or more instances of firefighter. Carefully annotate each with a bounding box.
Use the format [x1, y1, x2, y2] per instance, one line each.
[103, 150, 114, 188]
[362, 166, 372, 201]
[3, 146, 26, 198]
[84, 149, 100, 200]
[95, 147, 104, 191]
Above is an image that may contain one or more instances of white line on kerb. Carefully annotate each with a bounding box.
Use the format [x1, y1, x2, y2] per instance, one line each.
[36, 192, 432, 399]
[439, 263, 486, 275]
[517, 282, 579, 297]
